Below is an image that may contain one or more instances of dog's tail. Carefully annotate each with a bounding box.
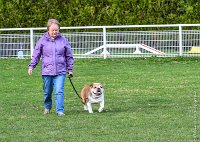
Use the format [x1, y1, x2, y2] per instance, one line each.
[80, 84, 90, 104]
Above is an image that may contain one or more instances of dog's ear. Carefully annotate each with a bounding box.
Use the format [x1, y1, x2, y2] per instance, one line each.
[90, 83, 94, 88]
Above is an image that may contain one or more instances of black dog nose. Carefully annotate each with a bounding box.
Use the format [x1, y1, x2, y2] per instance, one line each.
[97, 88, 101, 92]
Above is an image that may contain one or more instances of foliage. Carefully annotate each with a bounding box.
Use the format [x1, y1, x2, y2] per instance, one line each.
[0, 0, 199, 28]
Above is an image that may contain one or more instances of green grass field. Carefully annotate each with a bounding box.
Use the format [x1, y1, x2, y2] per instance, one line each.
[0, 57, 199, 142]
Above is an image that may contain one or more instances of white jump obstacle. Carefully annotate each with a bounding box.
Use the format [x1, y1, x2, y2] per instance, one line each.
[84, 44, 165, 56]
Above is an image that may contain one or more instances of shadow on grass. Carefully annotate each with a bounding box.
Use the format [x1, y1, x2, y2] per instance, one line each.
[29, 96, 177, 116]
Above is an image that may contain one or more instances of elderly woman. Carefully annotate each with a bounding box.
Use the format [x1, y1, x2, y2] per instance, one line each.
[28, 19, 74, 116]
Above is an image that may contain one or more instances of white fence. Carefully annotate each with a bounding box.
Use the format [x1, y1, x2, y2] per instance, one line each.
[0, 24, 200, 59]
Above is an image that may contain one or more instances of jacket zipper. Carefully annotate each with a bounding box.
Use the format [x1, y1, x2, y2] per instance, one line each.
[52, 41, 57, 75]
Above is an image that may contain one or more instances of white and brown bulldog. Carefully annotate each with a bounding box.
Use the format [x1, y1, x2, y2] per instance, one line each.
[80, 83, 104, 113]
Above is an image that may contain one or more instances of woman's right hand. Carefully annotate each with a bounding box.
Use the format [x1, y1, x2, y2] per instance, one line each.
[28, 68, 33, 76]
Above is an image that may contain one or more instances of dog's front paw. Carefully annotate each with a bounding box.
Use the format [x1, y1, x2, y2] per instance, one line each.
[89, 110, 93, 113]
[84, 105, 88, 111]
[98, 107, 104, 112]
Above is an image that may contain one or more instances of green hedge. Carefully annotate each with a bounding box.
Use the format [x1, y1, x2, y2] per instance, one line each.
[0, 0, 199, 28]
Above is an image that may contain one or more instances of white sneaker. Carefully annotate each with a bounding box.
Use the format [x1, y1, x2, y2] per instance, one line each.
[44, 108, 50, 114]
[57, 112, 65, 116]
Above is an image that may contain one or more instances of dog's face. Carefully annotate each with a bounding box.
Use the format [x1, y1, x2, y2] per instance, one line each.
[90, 83, 104, 97]
[81, 82, 105, 113]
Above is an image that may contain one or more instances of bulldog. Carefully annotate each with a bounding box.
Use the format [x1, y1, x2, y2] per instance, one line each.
[80, 83, 104, 113]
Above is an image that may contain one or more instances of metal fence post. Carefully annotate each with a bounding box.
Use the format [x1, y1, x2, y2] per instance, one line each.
[179, 25, 183, 56]
[103, 26, 107, 59]
[30, 28, 34, 58]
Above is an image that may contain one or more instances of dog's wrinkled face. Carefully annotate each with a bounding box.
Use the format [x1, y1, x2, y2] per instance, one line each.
[90, 83, 104, 97]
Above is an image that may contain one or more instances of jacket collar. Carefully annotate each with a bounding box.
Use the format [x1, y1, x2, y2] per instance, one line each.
[44, 32, 61, 41]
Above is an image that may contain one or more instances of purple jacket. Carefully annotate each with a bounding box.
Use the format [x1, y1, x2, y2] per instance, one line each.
[29, 32, 74, 76]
